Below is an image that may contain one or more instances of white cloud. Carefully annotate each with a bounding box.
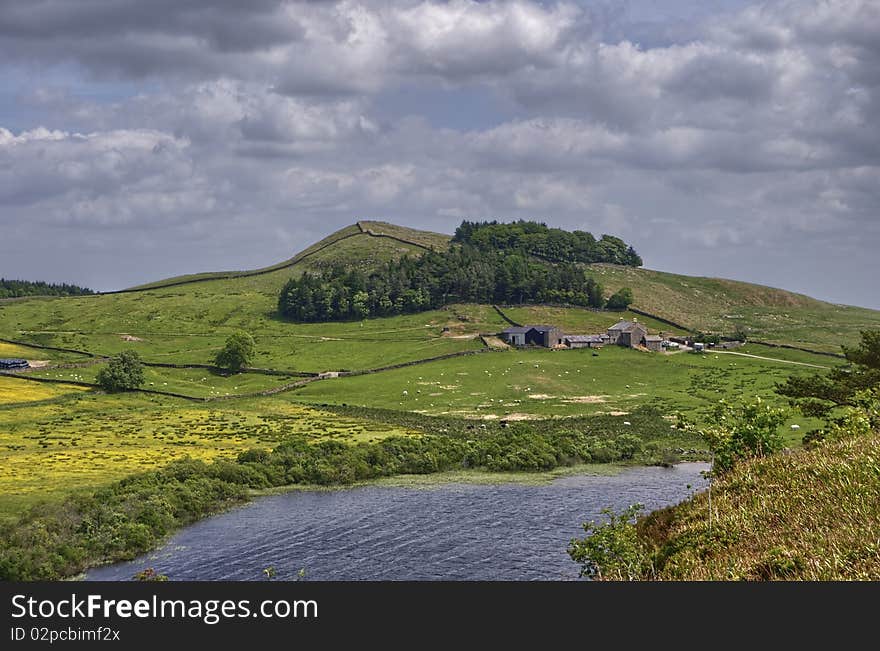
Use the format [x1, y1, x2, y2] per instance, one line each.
[0, 0, 877, 308]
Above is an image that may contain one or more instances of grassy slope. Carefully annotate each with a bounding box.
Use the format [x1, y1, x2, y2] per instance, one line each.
[125, 220, 449, 291]
[639, 430, 880, 580]
[584, 264, 880, 352]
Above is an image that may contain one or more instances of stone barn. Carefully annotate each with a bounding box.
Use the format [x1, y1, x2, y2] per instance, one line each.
[526, 325, 564, 348]
[644, 335, 663, 352]
[564, 334, 606, 349]
[501, 325, 564, 347]
[606, 320, 649, 349]
[501, 326, 531, 347]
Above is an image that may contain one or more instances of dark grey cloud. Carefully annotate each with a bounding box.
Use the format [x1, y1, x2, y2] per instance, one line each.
[0, 0, 877, 309]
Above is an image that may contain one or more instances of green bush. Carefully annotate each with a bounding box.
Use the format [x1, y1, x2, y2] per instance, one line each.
[568, 504, 652, 580]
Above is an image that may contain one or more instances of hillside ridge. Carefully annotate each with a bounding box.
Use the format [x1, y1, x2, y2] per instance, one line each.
[117, 221, 445, 294]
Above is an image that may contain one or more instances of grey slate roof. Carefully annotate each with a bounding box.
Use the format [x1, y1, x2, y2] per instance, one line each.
[529, 325, 560, 333]
[607, 320, 635, 331]
[501, 326, 532, 334]
[564, 335, 605, 343]
[608, 320, 645, 332]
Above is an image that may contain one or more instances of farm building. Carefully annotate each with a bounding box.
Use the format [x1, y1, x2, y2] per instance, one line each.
[0, 358, 29, 370]
[564, 334, 607, 349]
[644, 334, 663, 352]
[606, 320, 649, 348]
[500, 325, 564, 348]
[500, 326, 531, 347]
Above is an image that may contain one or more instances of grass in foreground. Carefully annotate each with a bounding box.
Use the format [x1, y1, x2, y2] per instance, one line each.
[637, 430, 880, 580]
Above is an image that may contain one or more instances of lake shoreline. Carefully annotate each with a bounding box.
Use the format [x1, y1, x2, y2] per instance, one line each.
[84, 461, 710, 582]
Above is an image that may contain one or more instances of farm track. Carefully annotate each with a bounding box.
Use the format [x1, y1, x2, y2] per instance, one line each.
[712, 350, 830, 369]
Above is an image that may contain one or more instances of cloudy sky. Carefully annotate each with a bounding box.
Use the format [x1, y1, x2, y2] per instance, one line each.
[1, 0, 878, 308]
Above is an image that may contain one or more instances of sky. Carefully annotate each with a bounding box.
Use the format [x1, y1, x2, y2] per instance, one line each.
[0, 0, 878, 308]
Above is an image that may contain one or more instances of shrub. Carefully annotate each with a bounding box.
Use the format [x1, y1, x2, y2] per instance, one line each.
[568, 504, 652, 580]
[698, 398, 787, 472]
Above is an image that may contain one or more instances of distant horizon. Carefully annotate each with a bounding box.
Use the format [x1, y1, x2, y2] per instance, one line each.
[3, 218, 877, 312]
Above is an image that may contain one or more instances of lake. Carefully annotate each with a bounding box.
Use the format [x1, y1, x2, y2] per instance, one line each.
[85, 463, 708, 581]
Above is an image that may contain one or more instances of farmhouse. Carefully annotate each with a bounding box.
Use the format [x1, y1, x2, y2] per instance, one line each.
[0, 358, 29, 370]
[500, 325, 564, 348]
[501, 318, 662, 352]
[606, 320, 649, 349]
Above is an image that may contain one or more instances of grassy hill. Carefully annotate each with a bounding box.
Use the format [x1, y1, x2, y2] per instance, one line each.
[124, 221, 449, 292]
[581, 264, 879, 353]
[2, 220, 876, 355]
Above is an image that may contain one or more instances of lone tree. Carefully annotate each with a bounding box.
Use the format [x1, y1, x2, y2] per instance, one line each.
[606, 287, 634, 310]
[214, 331, 256, 373]
[96, 351, 145, 393]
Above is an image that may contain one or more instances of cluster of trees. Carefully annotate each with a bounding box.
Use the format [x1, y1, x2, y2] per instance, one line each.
[0, 423, 651, 579]
[453, 220, 643, 267]
[279, 245, 633, 322]
[0, 278, 94, 298]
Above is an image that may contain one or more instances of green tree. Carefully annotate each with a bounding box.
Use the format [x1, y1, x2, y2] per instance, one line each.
[96, 351, 145, 393]
[606, 287, 634, 310]
[214, 331, 256, 373]
[568, 504, 652, 580]
[777, 329, 880, 418]
[694, 398, 787, 472]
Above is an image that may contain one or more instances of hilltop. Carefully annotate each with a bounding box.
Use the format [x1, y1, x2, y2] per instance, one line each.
[124, 221, 450, 293]
[82, 220, 880, 353]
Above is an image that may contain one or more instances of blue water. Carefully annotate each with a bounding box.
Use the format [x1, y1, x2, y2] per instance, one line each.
[86, 463, 708, 581]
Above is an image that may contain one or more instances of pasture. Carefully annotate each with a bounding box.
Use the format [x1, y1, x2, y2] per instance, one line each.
[0, 383, 419, 522]
[292, 344, 829, 437]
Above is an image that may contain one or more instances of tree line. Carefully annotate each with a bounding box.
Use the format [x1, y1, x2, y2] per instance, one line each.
[279, 243, 633, 322]
[0, 278, 94, 298]
[453, 220, 643, 267]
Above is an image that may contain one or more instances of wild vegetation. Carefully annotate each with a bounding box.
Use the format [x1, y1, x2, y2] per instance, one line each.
[0, 386, 418, 522]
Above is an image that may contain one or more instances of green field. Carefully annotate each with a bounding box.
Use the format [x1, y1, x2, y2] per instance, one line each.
[0, 378, 419, 522]
[292, 344, 828, 434]
[0, 221, 871, 528]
